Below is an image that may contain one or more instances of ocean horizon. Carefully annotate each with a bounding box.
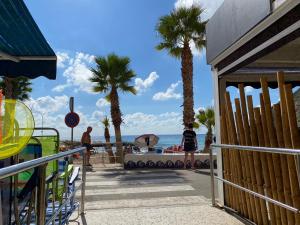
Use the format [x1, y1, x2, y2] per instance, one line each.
[89, 134, 206, 149]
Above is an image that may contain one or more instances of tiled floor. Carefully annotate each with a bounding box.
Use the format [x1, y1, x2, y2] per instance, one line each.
[70, 165, 244, 225]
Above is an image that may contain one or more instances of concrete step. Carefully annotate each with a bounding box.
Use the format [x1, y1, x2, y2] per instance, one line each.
[83, 195, 209, 210]
[84, 177, 185, 187]
[79, 184, 194, 196]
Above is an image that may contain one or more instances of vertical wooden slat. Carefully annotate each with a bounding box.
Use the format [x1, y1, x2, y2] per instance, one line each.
[278, 72, 299, 224]
[238, 84, 255, 221]
[284, 84, 300, 225]
[225, 105, 239, 210]
[260, 92, 282, 225]
[225, 91, 247, 216]
[234, 99, 251, 219]
[254, 107, 274, 225]
[273, 103, 295, 225]
[277, 72, 292, 147]
[221, 104, 232, 207]
[260, 94, 270, 147]
[247, 96, 268, 225]
[261, 77, 287, 225]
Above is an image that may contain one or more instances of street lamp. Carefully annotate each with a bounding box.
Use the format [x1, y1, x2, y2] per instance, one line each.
[28, 101, 46, 136]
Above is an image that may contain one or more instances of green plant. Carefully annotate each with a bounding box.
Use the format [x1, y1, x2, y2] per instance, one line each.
[195, 107, 215, 153]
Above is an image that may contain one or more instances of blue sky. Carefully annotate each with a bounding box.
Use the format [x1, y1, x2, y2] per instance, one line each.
[23, 0, 226, 139]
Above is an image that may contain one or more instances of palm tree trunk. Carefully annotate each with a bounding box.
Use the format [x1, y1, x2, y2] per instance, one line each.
[105, 130, 115, 163]
[114, 125, 123, 163]
[110, 86, 123, 163]
[203, 132, 213, 153]
[4, 77, 14, 99]
[1, 77, 14, 225]
[181, 41, 194, 126]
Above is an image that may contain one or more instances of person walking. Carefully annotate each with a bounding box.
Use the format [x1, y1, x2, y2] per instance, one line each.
[181, 123, 198, 169]
[81, 126, 93, 167]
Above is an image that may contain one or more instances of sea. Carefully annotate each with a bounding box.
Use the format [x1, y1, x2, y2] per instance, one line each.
[91, 134, 206, 149]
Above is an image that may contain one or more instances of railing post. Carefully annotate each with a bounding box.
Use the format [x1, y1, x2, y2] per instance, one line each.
[37, 164, 47, 225]
[210, 145, 216, 206]
[81, 148, 87, 215]
[296, 155, 300, 185]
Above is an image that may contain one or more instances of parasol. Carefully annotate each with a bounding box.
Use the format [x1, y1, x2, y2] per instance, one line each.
[134, 134, 159, 148]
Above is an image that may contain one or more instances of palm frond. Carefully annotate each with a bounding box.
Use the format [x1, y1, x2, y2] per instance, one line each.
[119, 85, 137, 95]
[156, 5, 206, 58]
[101, 116, 110, 128]
[0, 76, 32, 100]
[90, 53, 136, 97]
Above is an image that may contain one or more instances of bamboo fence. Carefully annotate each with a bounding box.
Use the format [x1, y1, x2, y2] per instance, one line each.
[220, 72, 300, 225]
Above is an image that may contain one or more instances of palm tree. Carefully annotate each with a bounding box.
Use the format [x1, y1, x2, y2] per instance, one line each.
[156, 6, 206, 126]
[101, 116, 115, 163]
[195, 107, 215, 153]
[90, 53, 137, 163]
[0, 77, 32, 100]
[0, 77, 32, 141]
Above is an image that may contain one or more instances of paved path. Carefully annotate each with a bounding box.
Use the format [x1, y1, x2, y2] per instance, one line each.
[70, 165, 244, 225]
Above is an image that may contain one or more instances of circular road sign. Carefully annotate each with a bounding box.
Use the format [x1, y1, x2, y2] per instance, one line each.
[65, 112, 80, 128]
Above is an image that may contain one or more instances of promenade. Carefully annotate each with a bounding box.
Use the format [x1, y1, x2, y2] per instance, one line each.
[71, 164, 244, 225]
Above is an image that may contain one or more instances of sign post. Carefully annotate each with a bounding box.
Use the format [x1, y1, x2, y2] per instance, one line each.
[70, 97, 74, 144]
[65, 97, 80, 146]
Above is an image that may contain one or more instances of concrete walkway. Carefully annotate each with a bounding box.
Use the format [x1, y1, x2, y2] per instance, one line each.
[71, 165, 244, 225]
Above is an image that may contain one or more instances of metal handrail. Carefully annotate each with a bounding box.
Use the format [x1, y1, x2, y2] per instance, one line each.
[0, 146, 87, 225]
[0, 147, 85, 180]
[211, 143, 300, 155]
[210, 144, 300, 213]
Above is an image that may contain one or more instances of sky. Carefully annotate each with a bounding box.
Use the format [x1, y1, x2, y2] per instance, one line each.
[23, 0, 286, 141]
[22, 0, 227, 140]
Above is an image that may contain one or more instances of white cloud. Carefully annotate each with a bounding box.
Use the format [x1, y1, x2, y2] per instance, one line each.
[96, 98, 110, 108]
[25, 95, 69, 115]
[122, 112, 182, 135]
[153, 81, 182, 101]
[52, 84, 71, 92]
[122, 111, 207, 135]
[63, 52, 95, 94]
[245, 86, 254, 94]
[24, 94, 108, 140]
[92, 111, 105, 120]
[57, 52, 70, 68]
[53, 52, 96, 94]
[175, 0, 224, 20]
[135, 72, 159, 93]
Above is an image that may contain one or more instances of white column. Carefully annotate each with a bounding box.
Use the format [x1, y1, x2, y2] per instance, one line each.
[212, 68, 224, 206]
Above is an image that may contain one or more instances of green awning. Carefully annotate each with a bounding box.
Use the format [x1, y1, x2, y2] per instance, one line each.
[0, 0, 56, 79]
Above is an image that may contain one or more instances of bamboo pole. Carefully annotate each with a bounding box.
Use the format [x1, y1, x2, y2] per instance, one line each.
[261, 77, 287, 225]
[277, 73, 292, 149]
[284, 83, 300, 225]
[247, 96, 268, 225]
[254, 107, 274, 225]
[234, 98, 254, 220]
[278, 72, 299, 224]
[273, 103, 295, 225]
[224, 103, 239, 211]
[238, 84, 255, 221]
[260, 92, 282, 225]
[221, 104, 232, 207]
[235, 108, 251, 218]
[225, 91, 247, 216]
